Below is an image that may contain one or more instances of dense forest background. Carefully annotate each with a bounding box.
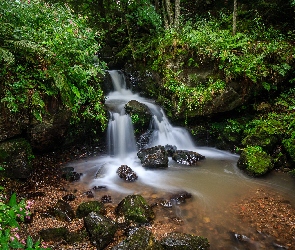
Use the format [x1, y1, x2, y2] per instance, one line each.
[1, 0, 295, 176]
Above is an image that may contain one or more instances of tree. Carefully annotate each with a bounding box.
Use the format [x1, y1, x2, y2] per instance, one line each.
[233, 0, 237, 35]
[161, 0, 181, 29]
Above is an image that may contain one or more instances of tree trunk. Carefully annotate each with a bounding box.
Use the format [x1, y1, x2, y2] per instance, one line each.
[164, 0, 173, 27]
[174, 0, 180, 28]
[233, 0, 237, 35]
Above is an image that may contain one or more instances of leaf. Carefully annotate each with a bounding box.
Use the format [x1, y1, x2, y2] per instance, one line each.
[26, 236, 33, 248]
[8, 193, 17, 207]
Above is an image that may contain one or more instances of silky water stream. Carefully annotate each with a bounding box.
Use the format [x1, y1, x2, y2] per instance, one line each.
[66, 70, 295, 249]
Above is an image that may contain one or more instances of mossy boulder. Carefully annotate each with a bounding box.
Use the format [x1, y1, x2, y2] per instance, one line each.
[84, 212, 118, 249]
[39, 227, 69, 242]
[237, 146, 274, 176]
[113, 227, 163, 250]
[160, 232, 210, 249]
[51, 200, 75, 222]
[116, 195, 155, 224]
[0, 138, 34, 179]
[125, 100, 152, 137]
[76, 201, 105, 218]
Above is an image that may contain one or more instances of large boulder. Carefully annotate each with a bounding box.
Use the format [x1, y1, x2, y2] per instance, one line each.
[125, 100, 152, 137]
[117, 165, 138, 182]
[237, 146, 274, 176]
[84, 212, 118, 249]
[112, 227, 163, 250]
[137, 146, 169, 169]
[160, 232, 210, 250]
[0, 138, 34, 179]
[172, 150, 205, 165]
[28, 110, 71, 152]
[116, 195, 155, 224]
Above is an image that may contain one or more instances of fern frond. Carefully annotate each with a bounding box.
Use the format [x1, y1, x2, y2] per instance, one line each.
[7, 39, 48, 55]
[0, 47, 15, 65]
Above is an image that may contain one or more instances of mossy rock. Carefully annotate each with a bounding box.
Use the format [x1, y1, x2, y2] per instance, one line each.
[0, 138, 34, 179]
[160, 232, 210, 250]
[116, 195, 155, 224]
[237, 146, 274, 176]
[84, 212, 118, 249]
[76, 201, 104, 218]
[282, 137, 295, 163]
[113, 227, 163, 250]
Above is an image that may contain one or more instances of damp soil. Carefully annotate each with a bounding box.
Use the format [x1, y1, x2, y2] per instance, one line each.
[2, 147, 295, 249]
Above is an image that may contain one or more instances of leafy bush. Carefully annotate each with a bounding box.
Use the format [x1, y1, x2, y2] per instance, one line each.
[0, 0, 107, 128]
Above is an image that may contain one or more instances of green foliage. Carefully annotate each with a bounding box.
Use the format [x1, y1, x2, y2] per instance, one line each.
[238, 146, 274, 176]
[0, 0, 107, 128]
[0, 189, 49, 249]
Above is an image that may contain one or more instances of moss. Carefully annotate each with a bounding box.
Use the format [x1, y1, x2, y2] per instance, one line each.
[76, 201, 104, 218]
[282, 137, 295, 163]
[237, 146, 274, 176]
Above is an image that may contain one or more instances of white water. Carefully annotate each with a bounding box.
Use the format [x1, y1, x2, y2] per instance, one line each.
[66, 70, 295, 249]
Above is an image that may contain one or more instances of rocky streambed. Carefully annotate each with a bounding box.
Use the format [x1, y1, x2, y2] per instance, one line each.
[2, 146, 295, 249]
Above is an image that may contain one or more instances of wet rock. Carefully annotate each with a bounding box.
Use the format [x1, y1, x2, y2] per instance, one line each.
[76, 201, 104, 218]
[125, 100, 152, 137]
[0, 138, 34, 179]
[85, 190, 94, 198]
[112, 227, 163, 250]
[61, 167, 82, 182]
[117, 165, 138, 182]
[165, 144, 177, 157]
[170, 191, 192, 204]
[160, 200, 173, 208]
[116, 195, 155, 224]
[137, 130, 153, 150]
[39, 227, 69, 242]
[101, 195, 112, 203]
[172, 150, 205, 166]
[95, 165, 106, 178]
[160, 232, 210, 249]
[84, 212, 118, 249]
[137, 145, 168, 169]
[62, 194, 76, 202]
[65, 229, 89, 244]
[51, 200, 75, 222]
[92, 185, 107, 190]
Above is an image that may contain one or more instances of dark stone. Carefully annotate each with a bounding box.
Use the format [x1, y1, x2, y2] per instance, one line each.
[101, 195, 112, 203]
[137, 145, 169, 169]
[84, 212, 118, 249]
[160, 232, 210, 249]
[65, 229, 89, 244]
[92, 185, 107, 190]
[39, 227, 69, 242]
[116, 165, 138, 182]
[61, 171, 82, 182]
[165, 144, 177, 157]
[160, 200, 173, 208]
[85, 190, 94, 198]
[116, 195, 155, 224]
[76, 201, 104, 219]
[112, 227, 163, 250]
[170, 191, 192, 204]
[62, 194, 76, 201]
[0, 138, 34, 179]
[51, 200, 75, 222]
[172, 150, 205, 166]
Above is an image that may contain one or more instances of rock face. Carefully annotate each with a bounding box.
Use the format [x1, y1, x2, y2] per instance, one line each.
[0, 138, 34, 179]
[172, 150, 205, 165]
[115, 195, 155, 224]
[84, 212, 118, 249]
[116, 165, 138, 182]
[137, 145, 169, 168]
[112, 227, 163, 250]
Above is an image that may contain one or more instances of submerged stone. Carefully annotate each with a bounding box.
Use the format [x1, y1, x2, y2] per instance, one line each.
[160, 232, 210, 249]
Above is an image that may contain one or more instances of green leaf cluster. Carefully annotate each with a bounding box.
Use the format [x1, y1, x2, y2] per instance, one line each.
[0, 0, 107, 128]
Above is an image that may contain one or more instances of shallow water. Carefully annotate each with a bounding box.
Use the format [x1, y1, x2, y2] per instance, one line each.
[66, 147, 295, 249]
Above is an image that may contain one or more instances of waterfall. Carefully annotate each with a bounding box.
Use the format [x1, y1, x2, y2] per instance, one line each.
[105, 70, 196, 157]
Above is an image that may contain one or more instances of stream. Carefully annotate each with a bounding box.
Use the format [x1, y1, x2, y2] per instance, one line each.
[66, 70, 295, 249]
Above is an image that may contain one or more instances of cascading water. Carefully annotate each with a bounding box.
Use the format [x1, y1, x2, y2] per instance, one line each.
[66, 70, 295, 249]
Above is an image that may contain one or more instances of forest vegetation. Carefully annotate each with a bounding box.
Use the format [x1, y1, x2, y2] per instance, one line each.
[0, 0, 295, 248]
